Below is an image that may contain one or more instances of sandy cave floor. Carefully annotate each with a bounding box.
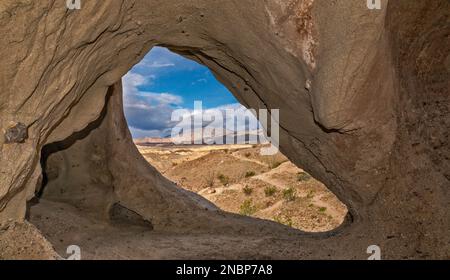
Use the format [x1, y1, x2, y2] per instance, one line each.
[23, 144, 349, 259]
[27, 199, 317, 260]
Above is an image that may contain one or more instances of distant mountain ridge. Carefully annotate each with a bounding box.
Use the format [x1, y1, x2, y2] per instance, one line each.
[134, 129, 269, 145]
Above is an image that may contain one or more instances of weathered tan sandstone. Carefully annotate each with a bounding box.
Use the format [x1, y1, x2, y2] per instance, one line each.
[0, 0, 448, 259]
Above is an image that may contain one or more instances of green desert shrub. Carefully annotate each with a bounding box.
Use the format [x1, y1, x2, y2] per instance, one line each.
[239, 199, 257, 216]
[264, 186, 277, 197]
[297, 172, 312, 182]
[245, 171, 256, 178]
[204, 171, 216, 187]
[217, 174, 230, 186]
[307, 190, 315, 199]
[282, 187, 297, 202]
[243, 185, 253, 196]
[274, 215, 293, 227]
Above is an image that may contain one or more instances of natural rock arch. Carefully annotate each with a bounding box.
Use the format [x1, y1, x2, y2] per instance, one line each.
[0, 0, 448, 259]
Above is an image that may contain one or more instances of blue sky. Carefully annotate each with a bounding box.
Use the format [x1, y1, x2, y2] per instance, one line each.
[131, 47, 237, 109]
[123, 46, 241, 138]
[122, 47, 270, 138]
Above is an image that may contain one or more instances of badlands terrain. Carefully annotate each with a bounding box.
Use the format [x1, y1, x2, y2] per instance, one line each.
[137, 142, 347, 232]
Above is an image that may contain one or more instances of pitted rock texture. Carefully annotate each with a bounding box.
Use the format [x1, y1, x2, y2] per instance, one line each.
[0, 0, 449, 259]
[4, 122, 28, 143]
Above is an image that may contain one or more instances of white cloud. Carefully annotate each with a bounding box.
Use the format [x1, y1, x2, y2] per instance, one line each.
[191, 78, 208, 85]
[122, 72, 154, 96]
[146, 62, 175, 68]
[171, 102, 267, 141]
[122, 47, 261, 140]
[200, 103, 259, 133]
[133, 46, 202, 76]
[129, 127, 172, 139]
[122, 72, 183, 138]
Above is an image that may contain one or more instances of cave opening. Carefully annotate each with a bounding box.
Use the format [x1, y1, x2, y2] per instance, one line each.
[123, 47, 348, 232]
[25, 46, 347, 259]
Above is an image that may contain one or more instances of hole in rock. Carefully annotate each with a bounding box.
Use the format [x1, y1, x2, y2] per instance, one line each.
[125, 47, 347, 232]
[25, 47, 347, 259]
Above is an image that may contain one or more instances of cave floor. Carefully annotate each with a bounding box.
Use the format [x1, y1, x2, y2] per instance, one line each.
[28, 199, 310, 260]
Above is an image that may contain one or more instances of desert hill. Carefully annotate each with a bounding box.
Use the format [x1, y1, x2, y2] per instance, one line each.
[137, 143, 347, 232]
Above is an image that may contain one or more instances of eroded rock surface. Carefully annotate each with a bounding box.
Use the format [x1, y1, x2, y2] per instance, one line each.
[0, 0, 448, 259]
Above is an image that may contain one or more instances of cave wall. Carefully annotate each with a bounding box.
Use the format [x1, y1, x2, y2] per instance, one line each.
[0, 0, 448, 259]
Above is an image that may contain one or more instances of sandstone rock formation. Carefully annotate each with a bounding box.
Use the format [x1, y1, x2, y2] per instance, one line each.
[0, 0, 448, 259]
